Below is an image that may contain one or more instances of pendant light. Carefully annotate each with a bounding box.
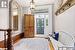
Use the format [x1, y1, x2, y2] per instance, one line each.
[30, 0, 35, 9]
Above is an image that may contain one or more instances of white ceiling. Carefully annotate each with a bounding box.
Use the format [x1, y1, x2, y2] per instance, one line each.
[15, 0, 55, 7]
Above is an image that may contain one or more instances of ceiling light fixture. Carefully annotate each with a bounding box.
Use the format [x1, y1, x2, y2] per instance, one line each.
[30, 0, 35, 9]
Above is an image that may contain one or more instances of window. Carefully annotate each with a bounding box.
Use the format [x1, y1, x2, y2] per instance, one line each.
[0, 0, 8, 8]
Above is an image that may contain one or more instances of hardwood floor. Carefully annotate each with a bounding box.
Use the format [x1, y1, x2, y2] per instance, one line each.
[49, 40, 55, 50]
[0, 33, 24, 48]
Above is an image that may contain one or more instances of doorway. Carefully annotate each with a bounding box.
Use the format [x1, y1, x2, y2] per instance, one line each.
[36, 18, 44, 34]
[35, 13, 48, 36]
[24, 14, 34, 38]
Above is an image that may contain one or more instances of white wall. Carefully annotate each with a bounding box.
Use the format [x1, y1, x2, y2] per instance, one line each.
[0, 8, 9, 41]
[22, 7, 31, 14]
[0, 8, 9, 29]
[54, 5, 75, 46]
[55, 5, 75, 36]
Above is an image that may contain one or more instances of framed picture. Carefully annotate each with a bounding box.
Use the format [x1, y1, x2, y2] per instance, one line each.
[13, 15, 18, 31]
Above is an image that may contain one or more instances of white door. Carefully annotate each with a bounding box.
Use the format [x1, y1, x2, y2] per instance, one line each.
[34, 13, 49, 37]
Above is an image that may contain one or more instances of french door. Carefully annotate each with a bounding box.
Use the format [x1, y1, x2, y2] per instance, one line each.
[36, 18, 44, 35]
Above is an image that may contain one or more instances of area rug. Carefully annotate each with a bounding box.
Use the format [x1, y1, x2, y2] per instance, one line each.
[14, 38, 50, 50]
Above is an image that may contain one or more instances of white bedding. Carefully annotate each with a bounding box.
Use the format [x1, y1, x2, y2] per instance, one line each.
[14, 38, 50, 50]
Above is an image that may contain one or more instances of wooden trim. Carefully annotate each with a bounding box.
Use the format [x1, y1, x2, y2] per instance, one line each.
[0, 29, 8, 31]
[55, 0, 75, 15]
[0, 32, 24, 48]
[12, 33, 24, 43]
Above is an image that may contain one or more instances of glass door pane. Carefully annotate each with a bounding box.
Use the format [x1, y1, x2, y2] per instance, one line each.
[36, 18, 44, 34]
